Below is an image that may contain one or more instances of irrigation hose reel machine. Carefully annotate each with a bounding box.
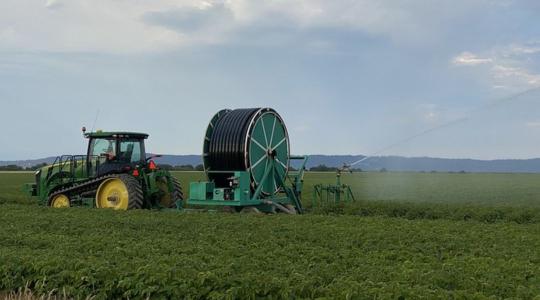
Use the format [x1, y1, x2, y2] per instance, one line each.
[188, 108, 308, 214]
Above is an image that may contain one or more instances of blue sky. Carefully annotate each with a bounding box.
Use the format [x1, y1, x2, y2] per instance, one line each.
[1, 0, 540, 160]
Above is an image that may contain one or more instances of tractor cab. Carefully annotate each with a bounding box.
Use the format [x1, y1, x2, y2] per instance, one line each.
[84, 130, 149, 177]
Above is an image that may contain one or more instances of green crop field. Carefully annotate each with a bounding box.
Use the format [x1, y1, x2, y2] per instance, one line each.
[1, 171, 540, 298]
[4, 171, 540, 207]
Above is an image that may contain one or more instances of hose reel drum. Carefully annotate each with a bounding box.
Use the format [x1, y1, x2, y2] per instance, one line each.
[203, 108, 291, 195]
[189, 107, 307, 213]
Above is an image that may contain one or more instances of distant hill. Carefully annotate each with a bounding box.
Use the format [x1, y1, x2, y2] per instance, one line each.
[0, 157, 57, 169]
[2, 154, 540, 173]
[352, 156, 540, 173]
[153, 155, 201, 166]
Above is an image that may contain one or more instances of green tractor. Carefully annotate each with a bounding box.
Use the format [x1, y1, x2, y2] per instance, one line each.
[24, 129, 183, 210]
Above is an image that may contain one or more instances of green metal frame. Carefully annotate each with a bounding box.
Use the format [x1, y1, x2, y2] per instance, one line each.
[23, 132, 179, 209]
[191, 108, 307, 213]
[312, 168, 356, 207]
[188, 156, 309, 213]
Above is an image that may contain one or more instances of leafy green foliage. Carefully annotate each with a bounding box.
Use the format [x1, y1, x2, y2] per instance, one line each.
[303, 171, 540, 207]
[5, 171, 540, 208]
[0, 205, 539, 299]
[311, 201, 540, 223]
[2, 171, 540, 298]
[0, 172, 35, 205]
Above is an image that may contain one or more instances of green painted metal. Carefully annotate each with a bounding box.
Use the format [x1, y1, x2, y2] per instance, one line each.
[188, 108, 307, 214]
[312, 165, 356, 207]
[248, 110, 289, 195]
[26, 155, 94, 205]
[189, 182, 215, 201]
[189, 170, 288, 207]
[188, 163, 305, 212]
[23, 131, 180, 209]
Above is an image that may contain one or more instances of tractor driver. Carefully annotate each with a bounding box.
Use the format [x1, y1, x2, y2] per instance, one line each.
[104, 144, 116, 161]
[118, 143, 134, 163]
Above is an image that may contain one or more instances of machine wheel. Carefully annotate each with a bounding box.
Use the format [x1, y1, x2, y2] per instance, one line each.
[285, 204, 297, 215]
[240, 206, 262, 214]
[221, 206, 235, 213]
[50, 194, 70, 208]
[171, 177, 184, 204]
[156, 176, 184, 208]
[222, 206, 243, 213]
[95, 175, 143, 210]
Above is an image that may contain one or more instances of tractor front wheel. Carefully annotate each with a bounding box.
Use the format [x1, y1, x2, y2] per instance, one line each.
[96, 175, 143, 210]
[50, 194, 70, 208]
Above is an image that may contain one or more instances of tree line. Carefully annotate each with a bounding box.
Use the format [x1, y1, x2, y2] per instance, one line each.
[309, 164, 363, 172]
[0, 163, 48, 171]
[157, 164, 205, 171]
[0, 163, 397, 173]
[0, 163, 205, 171]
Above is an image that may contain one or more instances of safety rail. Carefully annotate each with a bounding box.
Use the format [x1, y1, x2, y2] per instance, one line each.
[45, 155, 100, 183]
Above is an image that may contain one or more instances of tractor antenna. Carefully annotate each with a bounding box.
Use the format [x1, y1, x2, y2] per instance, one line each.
[90, 109, 100, 134]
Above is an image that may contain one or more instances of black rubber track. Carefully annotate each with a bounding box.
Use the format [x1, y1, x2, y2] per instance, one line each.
[48, 174, 143, 210]
[47, 174, 117, 206]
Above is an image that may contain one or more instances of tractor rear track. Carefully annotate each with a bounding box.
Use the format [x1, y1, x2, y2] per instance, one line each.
[47, 174, 119, 205]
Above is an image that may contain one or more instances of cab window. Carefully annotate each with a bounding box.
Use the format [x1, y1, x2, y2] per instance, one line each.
[90, 138, 116, 158]
[118, 139, 143, 163]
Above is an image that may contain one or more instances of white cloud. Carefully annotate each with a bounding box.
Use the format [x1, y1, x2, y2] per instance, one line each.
[510, 46, 540, 55]
[505, 42, 540, 56]
[526, 121, 540, 128]
[452, 52, 492, 66]
[452, 43, 540, 91]
[0, 27, 16, 42]
[424, 111, 438, 122]
[0, 0, 505, 54]
[416, 104, 452, 124]
[0, 0, 199, 53]
[165, 0, 478, 45]
[492, 65, 540, 87]
[45, 0, 63, 10]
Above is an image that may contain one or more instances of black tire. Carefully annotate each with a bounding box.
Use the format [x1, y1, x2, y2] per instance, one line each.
[121, 175, 144, 210]
[170, 177, 184, 208]
[95, 175, 143, 210]
[156, 176, 183, 208]
[222, 206, 243, 213]
[285, 204, 297, 215]
[171, 177, 184, 200]
[240, 206, 262, 214]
